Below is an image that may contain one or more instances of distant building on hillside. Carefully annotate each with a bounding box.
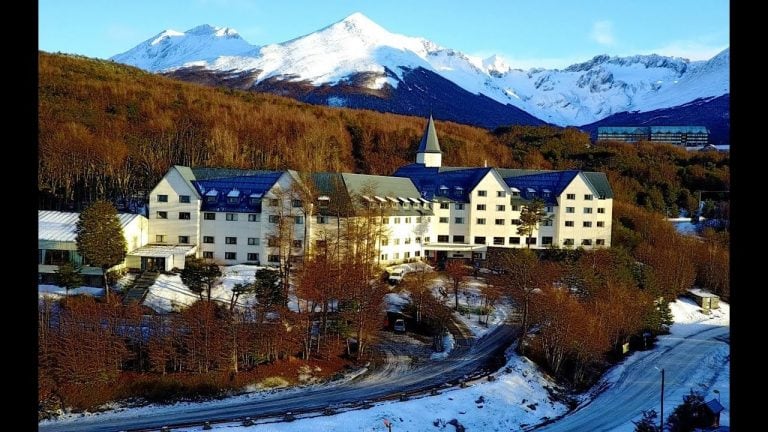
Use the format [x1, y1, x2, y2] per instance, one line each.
[597, 126, 709, 147]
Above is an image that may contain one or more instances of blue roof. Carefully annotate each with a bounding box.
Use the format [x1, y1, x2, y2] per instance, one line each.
[502, 170, 580, 205]
[649, 126, 709, 134]
[597, 127, 649, 134]
[393, 164, 493, 202]
[193, 172, 283, 213]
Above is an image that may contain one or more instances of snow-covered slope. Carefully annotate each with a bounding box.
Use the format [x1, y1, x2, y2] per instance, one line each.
[111, 13, 729, 126]
[111, 25, 254, 72]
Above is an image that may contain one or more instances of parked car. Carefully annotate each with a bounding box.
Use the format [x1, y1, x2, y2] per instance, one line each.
[388, 270, 404, 284]
[393, 318, 406, 333]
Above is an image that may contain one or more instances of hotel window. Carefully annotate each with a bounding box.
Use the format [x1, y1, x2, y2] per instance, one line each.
[566, 207, 575, 213]
[455, 217, 464, 224]
[509, 237, 521, 245]
[496, 191, 505, 197]
[546, 206, 554, 213]
[293, 240, 303, 248]
[438, 235, 449, 243]
[156, 235, 166, 243]
[565, 221, 574, 227]
[269, 215, 279, 223]
[294, 216, 304, 225]
[382, 217, 389, 224]
[542, 219, 553, 226]
[381, 254, 388, 261]
[268, 255, 280, 262]
[440, 202, 450, 209]
[226, 213, 238, 221]
[474, 236, 486, 245]
[203, 236, 214, 244]
[453, 235, 465, 243]
[317, 216, 328, 224]
[225, 252, 237, 260]
[247, 253, 259, 262]
[415, 237, 421, 243]
[393, 253, 400, 259]
[496, 205, 505, 211]
[157, 194, 168, 202]
[180, 195, 190, 203]
[566, 194, 575, 200]
[393, 217, 401, 224]
[179, 212, 191, 220]
[204, 212, 216, 220]
[178, 236, 189, 244]
[405, 217, 412, 223]
[597, 208, 606, 214]
[394, 239, 400, 245]
[584, 208, 593, 214]
[248, 238, 259, 246]
[416, 216, 422, 223]
[597, 221, 605, 227]
[512, 205, 520, 211]
[582, 239, 593, 246]
[292, 199, 302, 208]
[495, 219, 505, 225]
[248, 214, 260, 222]
[381, 238, 389, 246]
[455, 203, 465, 210]
[269, 199, 279, 207]
[583, 221, 592, 228]
[157, 211, 168, 219]
[525, 237, 537, 245]
[477, 218, 486, 225]
[404, 238, 412, 244]
[404, 252, 411, 259]
[225, 237, 237, 245]
[203, 251, 214, 259]
[584, 194, 593, 200]
[477, 204, 486, 211]
[478, 190, 487, 197]
[414, 251, 421, 257]
[511, 219, 522, 225]
[228, 196, 238, 204]
[493, 237, 505, 245]
[564, 239, 574, 246]
[424, 236, 431, 243]
[542, 236, 553, 245]
[439, 217, 449, 223]
[596, 239, 605, 246]
[268, 238, 279, 247]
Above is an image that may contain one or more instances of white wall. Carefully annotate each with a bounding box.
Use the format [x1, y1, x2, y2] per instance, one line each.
[554, 174, 613, 249]
[148, 167, 201, 247]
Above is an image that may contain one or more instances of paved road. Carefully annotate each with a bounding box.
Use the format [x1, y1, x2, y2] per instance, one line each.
[534, 325, 730, 432]
[39, 323, 517, 432]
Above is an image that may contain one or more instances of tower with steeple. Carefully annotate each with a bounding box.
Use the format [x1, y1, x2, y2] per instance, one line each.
[415, 115, 442, 167]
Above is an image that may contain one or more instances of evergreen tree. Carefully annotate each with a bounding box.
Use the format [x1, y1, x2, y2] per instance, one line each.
[75, 200, 127, 300]
[517, 198, 550, 248]
[667, 390, 708, 432]
[54, 262, 83, 296]
[180, 258, 222, 302]
[633, 409, 659, 432]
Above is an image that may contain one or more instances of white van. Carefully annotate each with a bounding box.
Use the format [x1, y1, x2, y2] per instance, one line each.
[388, 270, 404, 284]
[393, 318, 406, 333]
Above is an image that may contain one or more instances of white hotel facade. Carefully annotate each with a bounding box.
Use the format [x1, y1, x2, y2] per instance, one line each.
[137, 116, 613, 269]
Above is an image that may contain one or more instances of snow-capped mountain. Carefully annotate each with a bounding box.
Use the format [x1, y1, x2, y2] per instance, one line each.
[111, 13, 729, 128]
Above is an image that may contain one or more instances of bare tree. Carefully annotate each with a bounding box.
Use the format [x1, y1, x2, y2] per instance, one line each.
[444, 260, 470, 311]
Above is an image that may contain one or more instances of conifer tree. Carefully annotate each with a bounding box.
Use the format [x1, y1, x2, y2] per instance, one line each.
[75, 200, 127, 300]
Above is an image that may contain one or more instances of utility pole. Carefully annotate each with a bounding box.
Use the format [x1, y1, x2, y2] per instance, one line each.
[660, 368, 665, 431]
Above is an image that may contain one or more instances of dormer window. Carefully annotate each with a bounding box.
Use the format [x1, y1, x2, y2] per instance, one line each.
[319, 195, 331, 208]
[439, 185, 449, 195]
[227, 189, 240, 204]
[249, 193, 262, 206]
[205, 189, 218, 204]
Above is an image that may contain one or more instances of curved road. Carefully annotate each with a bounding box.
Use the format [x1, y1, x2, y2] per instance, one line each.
[535, 325, 730, 432]
[39, 323, 517, 432]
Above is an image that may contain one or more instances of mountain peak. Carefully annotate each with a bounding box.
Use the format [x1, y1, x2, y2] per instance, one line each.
[185, 24, 241, 38]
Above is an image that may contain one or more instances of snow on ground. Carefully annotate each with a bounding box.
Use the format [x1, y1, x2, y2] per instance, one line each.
[433, 276, 513, 338]
[602, 296, 730, 431]
[38, 284, 104, 299]
[176, 353, 566, 432]
[429, 332, 455, 360]
[143, 265, 275, 313]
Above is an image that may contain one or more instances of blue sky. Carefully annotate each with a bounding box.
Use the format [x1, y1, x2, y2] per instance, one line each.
[39, 0, 729, 69]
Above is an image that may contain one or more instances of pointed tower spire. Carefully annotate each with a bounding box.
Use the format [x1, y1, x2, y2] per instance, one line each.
[416, 115, 442, 167]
